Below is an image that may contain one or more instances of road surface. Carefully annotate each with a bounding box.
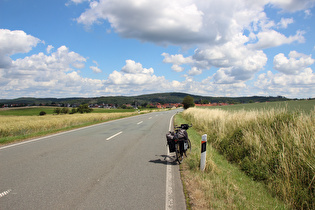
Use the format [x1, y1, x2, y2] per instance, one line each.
[0, 109, 186, 209]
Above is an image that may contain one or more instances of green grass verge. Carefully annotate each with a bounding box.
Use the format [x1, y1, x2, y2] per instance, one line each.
[175, 113, 287, 209]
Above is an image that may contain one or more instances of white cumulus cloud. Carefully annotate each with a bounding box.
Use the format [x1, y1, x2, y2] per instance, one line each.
[0, 29, 41, 68]
[0, 40, 106, 98]
[249, 30, 305, 49]
[75, 0, 272, 46]
[46, 45, 54, 54]
[269, 0, 315, 12]
[273, 51, 315, 75]
[107, 60, 159, 86]
[278, 18, 294, 29]
[255, 68, 315, 98]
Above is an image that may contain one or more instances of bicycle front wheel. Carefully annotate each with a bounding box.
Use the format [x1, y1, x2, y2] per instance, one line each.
[175, 143, 183, 164]
[184, 139, 191, 157]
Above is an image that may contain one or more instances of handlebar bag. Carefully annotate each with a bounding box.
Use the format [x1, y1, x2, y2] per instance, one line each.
[181, 124, 189, 130]
[177, 129, 188, 140]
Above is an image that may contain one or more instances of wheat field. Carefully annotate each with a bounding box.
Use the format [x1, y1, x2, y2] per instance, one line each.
[0, 112, 136, 140]
[182, 107, 315, 209]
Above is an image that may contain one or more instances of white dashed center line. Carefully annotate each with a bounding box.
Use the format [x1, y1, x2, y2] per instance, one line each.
[137, 121, 143, 125]
[0, 189, 12, 198]
[106, 131, 122, 141]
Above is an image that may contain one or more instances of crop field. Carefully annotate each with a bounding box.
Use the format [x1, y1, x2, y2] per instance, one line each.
[180, 100, 314, 209]
[175, 114, 286, 209]
[0, 109, 140, 145]
[0, 106, 164, 145]
[0, 107, 56, 116]
[203, 99, 315, 113]
[0, 107, 137, 116]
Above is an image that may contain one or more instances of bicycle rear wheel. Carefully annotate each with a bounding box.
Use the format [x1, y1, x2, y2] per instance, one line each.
[175, 143, 183, 164]
[184, 139, 191, 157]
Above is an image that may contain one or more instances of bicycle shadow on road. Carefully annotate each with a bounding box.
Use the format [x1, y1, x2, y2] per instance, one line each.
[149, 154, 178, 165]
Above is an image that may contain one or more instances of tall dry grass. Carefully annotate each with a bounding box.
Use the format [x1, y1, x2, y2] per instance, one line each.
[0, 112, 136, 139]
[182, 107, 315, 209]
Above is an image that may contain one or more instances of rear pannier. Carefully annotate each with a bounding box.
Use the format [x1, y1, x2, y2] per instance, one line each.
[166, 132, 176, 152]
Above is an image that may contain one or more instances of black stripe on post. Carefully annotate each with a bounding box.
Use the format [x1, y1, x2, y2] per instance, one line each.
[201, 141, 206, 153]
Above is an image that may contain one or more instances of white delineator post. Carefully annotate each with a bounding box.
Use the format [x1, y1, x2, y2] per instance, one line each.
[200, 134, 207, 171]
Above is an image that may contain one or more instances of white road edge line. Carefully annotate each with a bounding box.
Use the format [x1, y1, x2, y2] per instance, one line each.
[165, 113, 175, 210]
[137, 121, 143, 125]
[106, 131, 123, 141]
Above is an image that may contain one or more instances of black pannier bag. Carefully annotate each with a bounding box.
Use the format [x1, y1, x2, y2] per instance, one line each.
[166, 132, 176, 153]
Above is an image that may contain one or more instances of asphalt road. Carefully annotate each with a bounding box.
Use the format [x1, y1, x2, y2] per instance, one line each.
[0, 109, 186, 210]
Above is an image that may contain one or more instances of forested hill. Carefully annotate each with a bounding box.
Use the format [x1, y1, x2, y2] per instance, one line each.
[0, 92, 290, 107]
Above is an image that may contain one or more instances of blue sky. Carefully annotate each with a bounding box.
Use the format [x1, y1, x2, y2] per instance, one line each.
[0, 0, 314, 99]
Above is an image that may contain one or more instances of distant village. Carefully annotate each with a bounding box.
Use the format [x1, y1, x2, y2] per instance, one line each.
[1, 102, 233, 109]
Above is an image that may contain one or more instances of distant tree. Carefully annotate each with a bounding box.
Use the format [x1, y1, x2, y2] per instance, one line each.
[77, 104, 93, 113]
[53, 108, 61, 115]
[39, 111, 46, 116]
[182, 95, 195, 109]
[146, 104, 155, 108]
[70, 108, 77, 114]
[202, 99, 209, 104]
[61, 107, 69, 114]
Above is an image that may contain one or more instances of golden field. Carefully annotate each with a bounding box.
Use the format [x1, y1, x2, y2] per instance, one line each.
[182, 107, 314, 209]
[0, 112, 136, 141]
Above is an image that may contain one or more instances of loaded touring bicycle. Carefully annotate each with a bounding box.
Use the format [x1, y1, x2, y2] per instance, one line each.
[166, 124, 192, 164]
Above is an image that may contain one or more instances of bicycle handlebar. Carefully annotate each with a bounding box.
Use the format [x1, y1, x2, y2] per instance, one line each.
[175, 124, 193, 129]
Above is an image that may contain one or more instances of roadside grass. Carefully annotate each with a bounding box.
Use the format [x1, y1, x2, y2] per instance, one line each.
[180, 105, 314, 209]
[0, 121, 101, 145]
[0, 112, 137, 145]
[0, 107, 170, 145]
[175, 113, 287, 209]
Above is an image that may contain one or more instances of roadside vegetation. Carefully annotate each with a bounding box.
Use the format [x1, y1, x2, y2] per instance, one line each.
[177, 100, 314, 209]
[0, 112, 136, 145]
[0, 107, 165, 145]
[176, 113, 287, 209]
[202, 100, 315, 113]
[0, 106, 146, 116]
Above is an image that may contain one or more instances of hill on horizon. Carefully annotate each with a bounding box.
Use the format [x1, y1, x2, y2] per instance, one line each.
[0, 92, 291, 107]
